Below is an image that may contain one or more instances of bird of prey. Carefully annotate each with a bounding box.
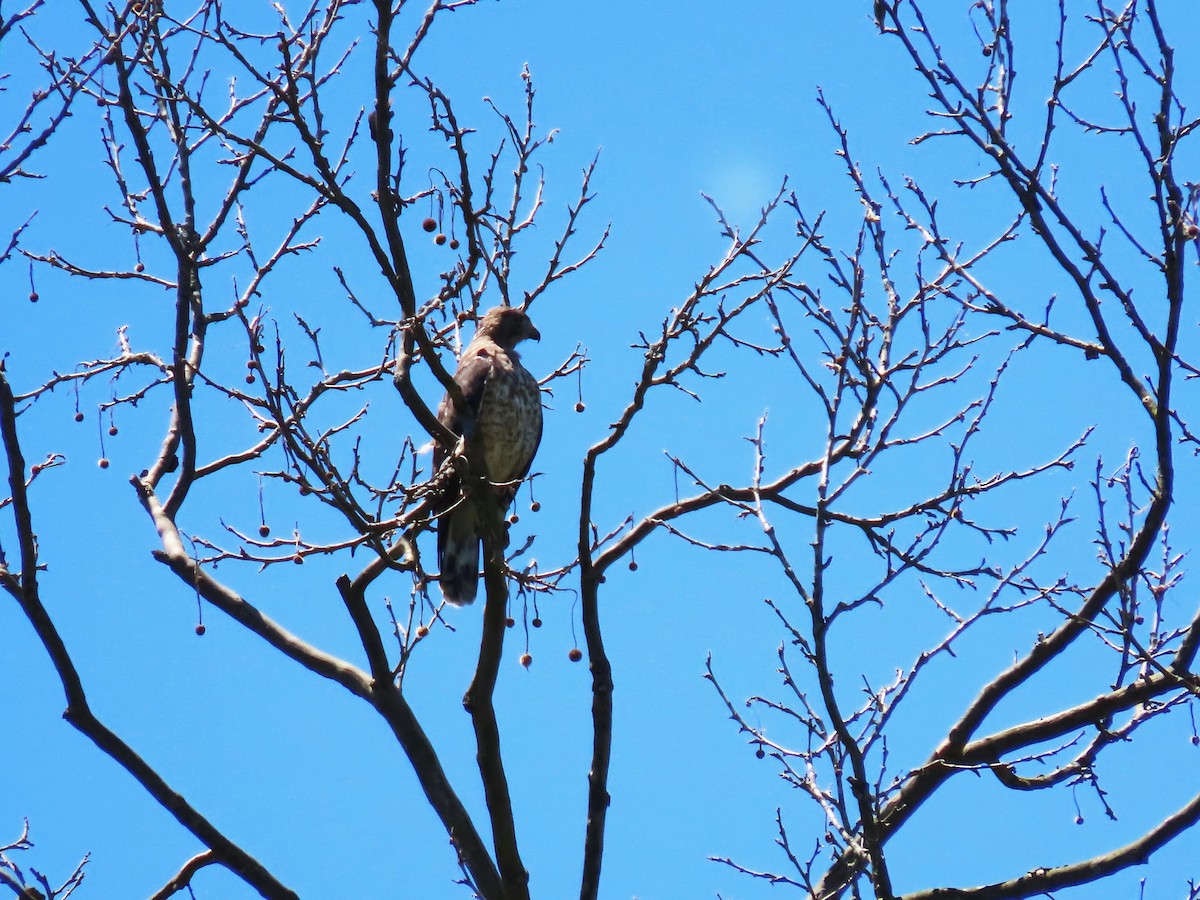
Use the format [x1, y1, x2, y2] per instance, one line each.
[434, 306, 543, 605]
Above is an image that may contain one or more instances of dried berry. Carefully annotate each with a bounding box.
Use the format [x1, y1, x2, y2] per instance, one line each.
[74, 412, 85, 423]
[532, 617, 542, 628]
[195, 623, 206, 636]
[519, 653, 533, 668]
[435, 233, 448, 246]
[574, 401, 585, 413]
[98, 457, 110, 469]
[416, 625, 429, 638]
[258, 524, 271, 537]
[421, 217, 437, 233]
[568, 647, 583, 662]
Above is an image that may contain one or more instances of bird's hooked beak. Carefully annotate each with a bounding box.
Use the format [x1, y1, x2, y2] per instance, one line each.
[527, 322, 541, 342]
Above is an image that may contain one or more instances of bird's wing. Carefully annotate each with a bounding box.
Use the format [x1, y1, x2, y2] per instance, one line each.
[434, 344, 495, 467]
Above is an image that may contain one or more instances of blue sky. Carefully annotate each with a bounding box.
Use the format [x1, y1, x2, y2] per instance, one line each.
[3, 1, 1199, 898]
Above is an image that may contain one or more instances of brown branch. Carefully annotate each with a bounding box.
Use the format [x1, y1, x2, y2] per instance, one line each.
[148, 851, 218, 900]
[577, 562, 613, 900]
[462, 502, 529, 900]
[899, 788, 1200, 899]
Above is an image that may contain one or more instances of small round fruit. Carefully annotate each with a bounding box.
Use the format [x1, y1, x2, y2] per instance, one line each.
[530, 500, 541, 513]
[421, 217, 437, 233]
[755, 747, 766, 760]
[108, 425, 119, 436]
[519, 653, 532, 668]
[568, 647, 583, 662]
[98, 457, 110, 469]
[195, 623, 206, 636]
[450, 239, 460, 250]
[244, 374, 255, 384]
[505, 617, 515, 628]
[574, 401, 585, 413]
[74, 412, 84, 422]
[258, 524, 271, 537]
[629, 561, 639, 572]
[135, 262, 145, 273]
[416, 625, 429, 638]
[29, 292, 39, 303]
[531, 617, 542, 628]
[30, 464, 42, 475]
[292, 553, 304, 564]
[435, 233, 447, 246]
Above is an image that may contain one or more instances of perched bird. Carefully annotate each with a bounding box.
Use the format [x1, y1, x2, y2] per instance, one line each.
[434, 306, 543, 605]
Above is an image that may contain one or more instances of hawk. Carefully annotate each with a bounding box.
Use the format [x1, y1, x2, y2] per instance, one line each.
[434, 306, 543, 605]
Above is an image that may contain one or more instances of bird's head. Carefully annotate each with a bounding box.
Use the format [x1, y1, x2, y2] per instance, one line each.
[475, 306, 541, 349]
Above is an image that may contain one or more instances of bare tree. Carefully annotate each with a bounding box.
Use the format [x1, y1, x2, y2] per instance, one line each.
[4, 1, 600, 896]
[2, 1, 1198, 899]
[695, 1, 1200, 897]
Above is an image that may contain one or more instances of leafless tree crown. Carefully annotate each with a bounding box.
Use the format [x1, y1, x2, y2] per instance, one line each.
[2, 1, 1199, 898]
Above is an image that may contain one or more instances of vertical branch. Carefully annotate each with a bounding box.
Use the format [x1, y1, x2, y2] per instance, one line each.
[576, 560, 613, 900]
[808, 474, 893, 898]
[370, 0, 417, 317]
[462, 511, 529, 900]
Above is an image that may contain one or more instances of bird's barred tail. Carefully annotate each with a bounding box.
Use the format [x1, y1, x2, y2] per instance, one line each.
[438, 506, 480, 605]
